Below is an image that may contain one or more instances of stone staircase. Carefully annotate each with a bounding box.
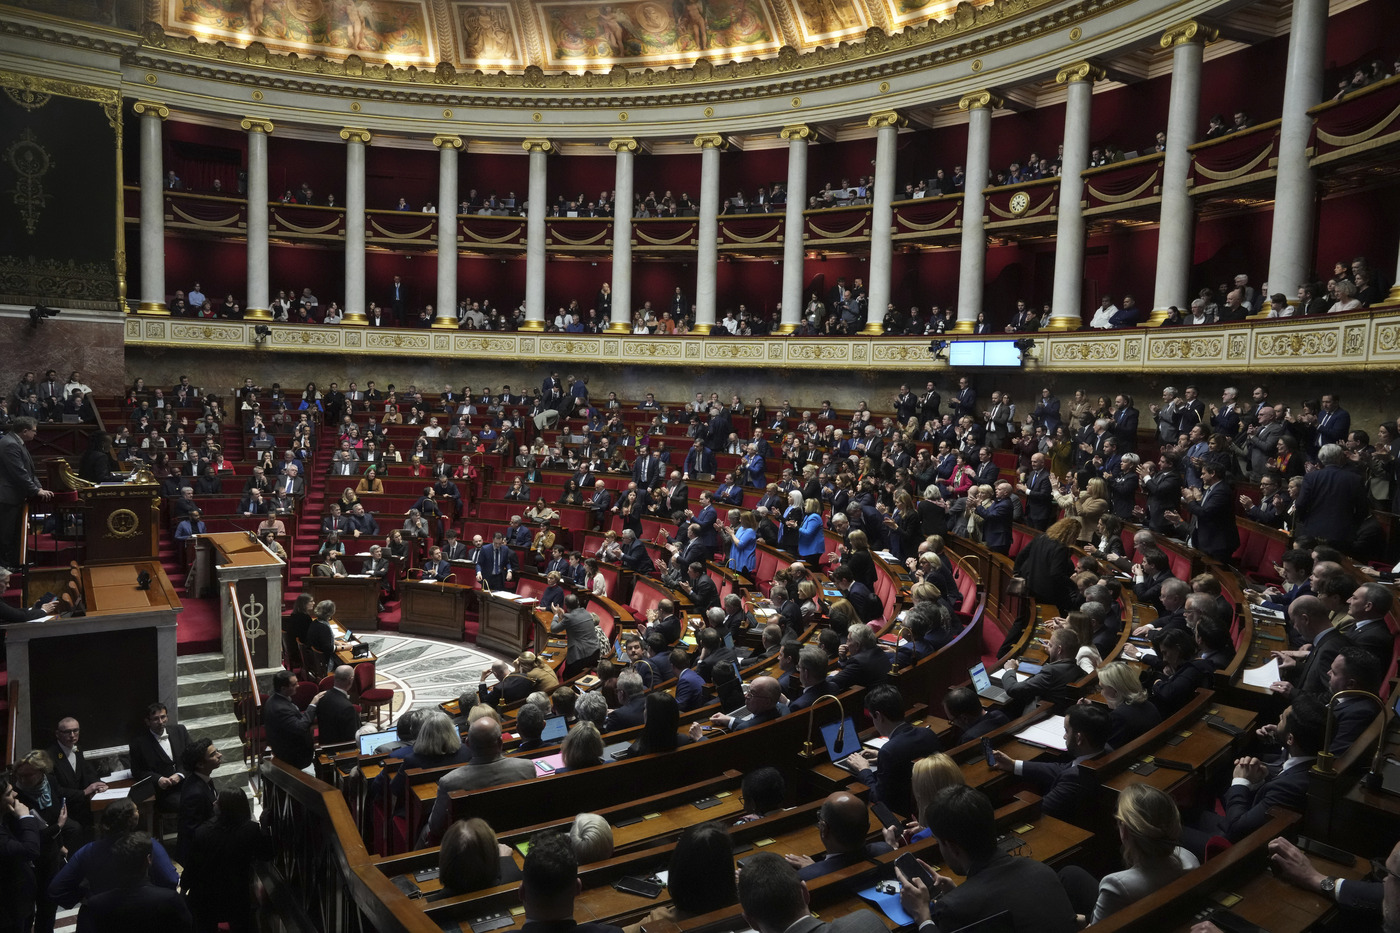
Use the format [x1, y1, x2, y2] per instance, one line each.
[175, 651, 258, 792]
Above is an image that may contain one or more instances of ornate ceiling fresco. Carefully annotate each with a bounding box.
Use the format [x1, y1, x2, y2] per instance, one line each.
[148, 0, 1000, 71]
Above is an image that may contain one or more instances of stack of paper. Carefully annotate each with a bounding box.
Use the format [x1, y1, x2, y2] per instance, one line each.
[1014, 715, 1068, 752]
[1241, 658, 1281, 688]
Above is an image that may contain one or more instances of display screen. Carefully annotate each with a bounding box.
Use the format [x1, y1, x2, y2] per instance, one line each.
[947, 340, 1023, 367]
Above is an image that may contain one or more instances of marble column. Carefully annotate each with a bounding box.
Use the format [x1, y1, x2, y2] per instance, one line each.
[777, 124, 813, 334]
[340, 127, 372, 325]
[521, 138, 554, 332]
[132, 101, 170, 315]
[954, 91, 1002, 333]
[240, 118, 274, 321]
[433, 135, 463, 329]
[608, 138, 638, 333]
[692, 133, 724, 335]
[1047, 63, 1104, 331]
[865, 111, 905, 336]
[1261, 0, 1327, 315]
[1150, 21, 1216, 321]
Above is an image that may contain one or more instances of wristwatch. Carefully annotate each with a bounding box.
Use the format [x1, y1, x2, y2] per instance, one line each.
[1319, 877, 1337, 896]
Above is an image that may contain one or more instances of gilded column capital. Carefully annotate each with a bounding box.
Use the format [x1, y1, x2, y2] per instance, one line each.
[131, 100, 170, 119]
[433, 134, 463, 150]
[240, 117, 275, 134]
[608, 137, 639, 153]
[522, 138, 555, 153]
[957, 90, 1004, 112]
[867, 110, 907, 129]
[780, 124, 817, 142]
[339, 126, 372, 144]
[693, 133, 726, 150]
[1054, 61, 1106, 85]
[1160, 20, 1218, 48]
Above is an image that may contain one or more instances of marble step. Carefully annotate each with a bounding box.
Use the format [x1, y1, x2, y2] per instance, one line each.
[178, 689, 236, 722]
[177, 652, 226, 676]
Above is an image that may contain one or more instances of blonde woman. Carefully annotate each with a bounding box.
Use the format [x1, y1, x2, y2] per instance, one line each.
[1096, 660, 1162, 746]
[883, 752, 965, 848]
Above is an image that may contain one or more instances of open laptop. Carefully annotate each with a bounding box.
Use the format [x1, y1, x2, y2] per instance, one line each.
[126, 774, 157, 801]
[969, 662, 1010, 704]
[358, 729, 399, 755]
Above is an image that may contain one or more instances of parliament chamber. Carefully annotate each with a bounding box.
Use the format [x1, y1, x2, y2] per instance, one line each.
[1, 0, 1400, 931]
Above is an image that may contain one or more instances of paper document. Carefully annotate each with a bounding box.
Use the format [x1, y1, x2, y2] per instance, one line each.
[1014, 715, 1068, 752]
[93, 788, 129, 801]
[1241, 658, 1281, 689]
[102, 769, 132, 782]
[863, 736, 890, 751]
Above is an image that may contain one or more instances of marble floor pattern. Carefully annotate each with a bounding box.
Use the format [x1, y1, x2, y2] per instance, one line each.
[363, 633, 508, 726]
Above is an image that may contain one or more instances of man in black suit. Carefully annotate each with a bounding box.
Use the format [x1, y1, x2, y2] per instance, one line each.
[787, 646, 830, 712]
[950, 377, 977, 420]
[314, 665, 362, 745]
[129, 702, 189, 812]
[618, 529, 652, 573]
[520, 830, 626, 933]
[1294, 445, 1372, 551]
[1319, 646, 1384, 756]
[585, 480, 613, 529]
[47, 716, 106, 828]
[1181, 693, 1326, 858]
[782, 791, 891, 881]
[77, 833, 194, 932]
[896, 785, 1078, 933]
[1177, 462, 1239, 562]
[739, 850, 889, 933]
[974, 482, 1015, 555]
[264, 670, 317, 770]
[989, 704, 1110, 825]
[476, 532, 518, 590]
[1341, 583, 1396, 663]
[943, 687, 1009, 743]
[1110, 393, 1139, 453]
[603, 669, 647, 732]
[998, 628, 1081, 716]
[678, 561, 720, 614]
[693, 623, 737, 682]
[826, 622, 892, 692]
[631, 446, 663, 490]
[842, 685, 941, 817]
[1142, 452, 1184, 533]
[0, 416, 54, 568]
[1130, 550, 1175, 613]
[177, 738, 221, 864]
[1018, 453, 1054, 530]
[919, 381, 942, 423]
[1269, 595, 1349, 699]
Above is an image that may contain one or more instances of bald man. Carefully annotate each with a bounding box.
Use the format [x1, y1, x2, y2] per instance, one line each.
[783, 791, 891, 880]
[690, 675, 787, 738]
[423, 718, 536, 844]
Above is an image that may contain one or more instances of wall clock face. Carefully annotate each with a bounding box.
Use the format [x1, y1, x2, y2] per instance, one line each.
[1009, 191, 1030, 215]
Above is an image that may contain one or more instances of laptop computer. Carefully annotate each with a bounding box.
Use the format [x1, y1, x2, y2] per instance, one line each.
[820, 717, 864, 767]
[969, 662, 1010, 704]
[358, 729, 399, 755]
[126, 774, 157, 801]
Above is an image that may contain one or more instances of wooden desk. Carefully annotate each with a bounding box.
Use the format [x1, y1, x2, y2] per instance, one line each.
[307, 575, 382, 631]
[3, 561, 180, 753]
[401, 581, 472, 640]
[478, 590, 540, 656]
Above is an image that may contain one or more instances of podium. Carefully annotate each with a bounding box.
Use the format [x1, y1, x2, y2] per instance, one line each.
[477, 590, 541, 657]
[193, 532, 285, 674]
[46, 459, 160, 564]
[401, 581, 472, 640]
[305, 576, 381, 631]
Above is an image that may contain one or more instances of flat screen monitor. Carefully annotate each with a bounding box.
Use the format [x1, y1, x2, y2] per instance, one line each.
[947, 340, 1023, 367]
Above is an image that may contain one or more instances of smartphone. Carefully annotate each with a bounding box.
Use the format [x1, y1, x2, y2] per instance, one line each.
[871, 801, 901, 830]
[981, 736, 996, 767]
[894, 852, 936, 891]
[614, 875, 664, 899]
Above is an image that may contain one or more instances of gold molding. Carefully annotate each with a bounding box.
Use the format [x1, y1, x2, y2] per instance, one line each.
[1160, 20, 1218, 48]
[694, 133, 725, 150]
[1055, 61, 1105, 85]
[958, 90, 1004, 112]
[131, 99, 170, 119]
[780, 124, 817, 142]
[433, 134, 463, 150]
[867, 110, 907, 129]
[339, 126, 372, 143]
[239, 117, 274, 134]
[608, 138, 639, 153]
[522, 138, 555, 153]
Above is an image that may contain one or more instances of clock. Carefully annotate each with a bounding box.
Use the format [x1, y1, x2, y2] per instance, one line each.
[1008, 190, 1031, 216]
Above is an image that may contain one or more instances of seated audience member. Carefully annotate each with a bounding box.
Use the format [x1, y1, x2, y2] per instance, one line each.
[74, 833, 193, 933]
[518, 830, 625, 933]
[423, 718, 536, 845]
[605, 669, 648, 732]
[883, 753, 966, 849]
[1265, 835, 1398, 914]
[988, 704, 1112, 824]
[1320, 647, 1385, 756]
[50, 799, 179, 908]
[787, 646, 830, 712]
[435, 817, 521, 900]
[896, 786, 1077, 933]
[893, 601, 954, 669]
[183, 788, 274, 933]
[943, 686, 1009, 742]
[568, 812, 615, 864]
[693, 624, 737, 682]
[627, 692, 695, 756]
[690, 676, 786, 735]
[735, 767, 787, 823]
[386, 711, 474, 809]
[737, 851, 888, 933]
[559, 721, 606, 772]
[780, 791, 891, 880]
[479, 658, 538, 707]
[1096, 661, 1162, 747]
[826, 622, 892, 692]
[672, 648, 708, 713]
[998, 627, 1082, 715]
[514, 705, 547, 752]
[623, 822, 738, 933]
[840, 685, 942, 817]
[1180, 693, 1326, 858]
[1056, 784, 1198, 924]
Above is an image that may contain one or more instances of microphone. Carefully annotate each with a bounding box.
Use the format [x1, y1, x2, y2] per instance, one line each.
[801, 693, 846, 758]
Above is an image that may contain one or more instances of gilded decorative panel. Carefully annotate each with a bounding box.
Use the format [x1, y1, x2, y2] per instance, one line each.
[1146, 336, 1224, 362]
[789, 0, 872, 45]
[1048, 339, 1121, 364]
[1253, 330, 1337, 358]
[535, 0, 781, 70]
[165, 0, 438, 66]
[450, 1, 525, 67]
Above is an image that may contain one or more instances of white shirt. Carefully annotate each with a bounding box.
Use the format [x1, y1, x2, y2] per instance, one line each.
[1089, 304, 1118, 328]
[153, 729, 173, 762]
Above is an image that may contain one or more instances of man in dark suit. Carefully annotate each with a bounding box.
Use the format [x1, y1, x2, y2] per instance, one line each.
[1293, 445, 1372, 550]
[672, 649, 707, 712]
[1019, 453, 1054, 530]
[782, 791, 891, 881]
[1315, 393, 1350, 448]
[658, 473, 689, 516]
[739, 850, 888, 933]
[989, 704, 1110, 825]
[519, 830, 626, 933]
[631, 447, 663, 490]
[1320, 646, 1385, 756]
[951, 377, 977, 420]
[826, 622, 892, 692]
[1143, 453, 1184, 533]
[0, 417, 54, 568]
[177, 738, 221, 863]
[943, 687, 1009, 743]
[1110, 393, 1139, 452]
[129, 702, 190, 812]
[1180, 462, 1239, 562]
[1182, 693, 1326, 858]
[686, 492, 719, 551]
[896, 785, 1078, 933]
[1131, 551, 1175, 612]
[264, 670, 316, 770]
[47, 716, 106, 825]
[974, 482, 1015, 555]
[76, 833, 194, 932]
[842, 686, 941, 817]
[314, 666, 362, 745]
[604, 670, 647, 732]
[787, 646, 830, 712]
[423, 719, 537, 845]
[476, 532, 518, 590]
[550, 593, 600, 679]
[585, 480, 613, 529]
[1340, 583, 1396, 662]
[1269, 595, 1349, 699]
[679, 561, 720, 614]
[998, 628, 1081, 716]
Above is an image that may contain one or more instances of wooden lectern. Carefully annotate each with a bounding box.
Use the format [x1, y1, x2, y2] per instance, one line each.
[477, 590, 541, 657]
[193, 532, 285, 674]
[46, 459, 160, 564]
[400, 581, 472, 640]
